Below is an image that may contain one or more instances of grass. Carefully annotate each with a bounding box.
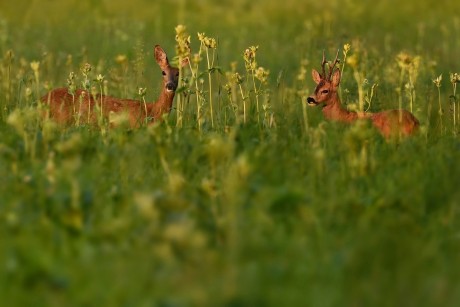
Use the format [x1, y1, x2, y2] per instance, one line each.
[1, 0, 460, 306]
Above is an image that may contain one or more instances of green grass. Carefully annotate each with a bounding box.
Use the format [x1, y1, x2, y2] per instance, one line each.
[1, 0, 460, 306]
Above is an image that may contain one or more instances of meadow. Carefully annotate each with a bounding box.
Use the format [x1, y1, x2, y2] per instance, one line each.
[1, 0, 460, 306]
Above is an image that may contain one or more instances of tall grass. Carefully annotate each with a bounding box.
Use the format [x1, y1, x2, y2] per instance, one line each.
[0, 0, 460, 306]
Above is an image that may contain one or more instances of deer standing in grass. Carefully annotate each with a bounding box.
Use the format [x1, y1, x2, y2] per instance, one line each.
[306, 51, 419, 139]
[41, 45, 187, 128]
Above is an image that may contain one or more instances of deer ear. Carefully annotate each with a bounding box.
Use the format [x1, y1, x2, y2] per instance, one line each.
[331, 69, 341, 87]
[312, 69, 322, 84]
[154, 45, 169, 69]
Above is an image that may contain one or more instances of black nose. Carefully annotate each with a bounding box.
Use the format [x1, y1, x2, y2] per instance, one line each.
[307, 97, 316, 105]
[166, 83, 175, 91]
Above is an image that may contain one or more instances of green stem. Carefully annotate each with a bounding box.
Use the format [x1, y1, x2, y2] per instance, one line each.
[302, 98, 309, 133]
[239, 84, 246, 124]
[252, 72, 260, 124]
[99, 83, 104, 124]
[339, 53, 347, 98]
[206, 48, 214, 128]
[176, 57, 184, 128]
[438, 86, 443, 134]
[454, 84, 457, 134]
[409, 75, 414, 113]
[143, 96, 147, 125]
[191, 45, 203, 131]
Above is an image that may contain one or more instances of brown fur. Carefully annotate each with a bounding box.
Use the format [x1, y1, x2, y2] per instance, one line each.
[41, 45, 188, 128]
[307, 61, 419, 139]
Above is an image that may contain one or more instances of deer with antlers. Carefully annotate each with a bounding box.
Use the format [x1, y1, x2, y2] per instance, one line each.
[41, 45, 188, 128]
[306, 51, 419, 139]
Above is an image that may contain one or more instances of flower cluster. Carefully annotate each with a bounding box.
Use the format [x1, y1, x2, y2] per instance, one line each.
[450, 72, 460, 84]
[67, 71, 76, 95]
[243, 45, 258, 70]
[175, 24, 191, 60]
[396, 52, 421, 76]
[255, 66, 270, 84]
[198, 32, 217, 49]
[81, 63, 92, 91]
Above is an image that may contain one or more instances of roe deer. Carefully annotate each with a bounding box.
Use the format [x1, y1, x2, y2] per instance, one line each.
[41, 45, 188, 128]
[306, 51, 419, 139]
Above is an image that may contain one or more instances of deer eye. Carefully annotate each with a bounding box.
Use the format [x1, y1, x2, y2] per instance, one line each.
[321, 89, 329, 94]
[176, 72, 179, 77]
[162, 71, 166, 76]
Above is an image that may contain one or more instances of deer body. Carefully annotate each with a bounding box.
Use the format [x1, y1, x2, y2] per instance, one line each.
[41, 45, 186, 128]
[307, 51, 419, 138]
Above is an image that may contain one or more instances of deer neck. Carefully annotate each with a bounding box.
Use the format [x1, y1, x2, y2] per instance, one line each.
[147, 87, 176, 119]
[322, 92, 358, 123]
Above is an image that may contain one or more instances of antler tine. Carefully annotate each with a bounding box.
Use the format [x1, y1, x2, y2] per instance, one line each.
[327, 49, 341, 80]
[321, 50, 327, 78]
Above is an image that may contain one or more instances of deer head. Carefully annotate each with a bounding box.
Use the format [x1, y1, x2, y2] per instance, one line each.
[306, 50, 341, 106]
[154, 45, 188, 94]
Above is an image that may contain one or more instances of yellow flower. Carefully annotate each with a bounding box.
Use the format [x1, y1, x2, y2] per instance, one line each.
[255, 66, 270, 84]
[81, 63, 92, 76]
[396, 52, 413, 69]
[138, 87, 147, 97]
[346, 54, 359, 69]
[96, 74, 104, 83]
[30, 61, 40, 72]
[175, 24, 187, 36]
[450, 72, 460, 84]
[115, 54, 127, 64]
[433, 74, 442, 87]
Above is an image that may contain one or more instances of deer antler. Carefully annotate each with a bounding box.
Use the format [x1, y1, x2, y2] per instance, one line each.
[321, 50, 327, 78]
[327, 49, 340, 80]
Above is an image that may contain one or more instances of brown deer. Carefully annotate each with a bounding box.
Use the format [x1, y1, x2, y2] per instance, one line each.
[41, 45, 188, 128]
[306, 51, 419, 139]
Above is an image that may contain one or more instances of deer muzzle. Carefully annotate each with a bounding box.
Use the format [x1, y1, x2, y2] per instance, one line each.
[165, 82, 176, 92]
[306, 96, 318, 105]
